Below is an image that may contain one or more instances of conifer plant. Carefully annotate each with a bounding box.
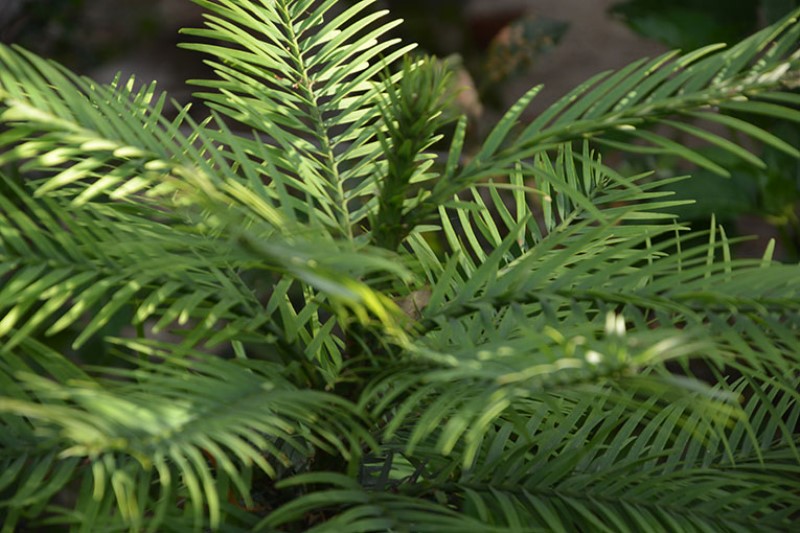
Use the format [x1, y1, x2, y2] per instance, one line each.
[1, 1, 799, 531]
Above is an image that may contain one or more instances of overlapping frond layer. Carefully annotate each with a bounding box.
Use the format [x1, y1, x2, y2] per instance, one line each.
[350, 317, 799, 531]
[365, 193, 800, 483]
[0, 170, 408, 374]
[268, 373, 800, 531]
[0, 46, 207, 205]
[182, 0, 415, 235]
[0, 38, 409, 358]
[414, 144, 686, 282]
[0, 176, 273, 352]
[410, 372, 800, 532]
[0, 350, 369, 530]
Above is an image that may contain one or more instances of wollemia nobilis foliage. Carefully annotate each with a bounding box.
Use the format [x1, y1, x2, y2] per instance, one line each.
[0, 1, 799, 531]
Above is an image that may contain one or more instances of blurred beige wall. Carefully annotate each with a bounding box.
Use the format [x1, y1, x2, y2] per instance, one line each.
[468, 0, 667, 115]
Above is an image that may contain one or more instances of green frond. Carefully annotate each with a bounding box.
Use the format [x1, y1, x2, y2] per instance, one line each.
[435, 374, 800, 532]
[0, 349, 370, 530]
[264, 369, 800, 532]
[426, 142, 687, 278]
[0, 163, 409, 368]
[181, 0, 416, 236]
[427, 7, 800, 206]
[370, 57, 455, 250]
[1, 0, 799, 530]
[257, 472, 498, 532]
[363, 208, 800, 464]
[0, 175, 269, 352]
[0, 46, 204, 205]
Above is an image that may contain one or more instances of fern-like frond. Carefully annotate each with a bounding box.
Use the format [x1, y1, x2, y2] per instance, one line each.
[181, 0, 415, 236]
[0, 46, 203, 205]
[424, 8, 800, 211]
[0, 347, 370, 530]
[265, 370, 799, 531]
[365, 208, 800, 463]
[256, 472, 497, 532]
[0, 174, 274, 353]
[1, 1, 798, 531]
[416, 373, 800, 532]
[416, 142, 686, 285]
[0, 178, 414, 393]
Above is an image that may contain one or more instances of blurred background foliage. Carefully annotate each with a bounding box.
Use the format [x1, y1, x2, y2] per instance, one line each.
[1, 0, 157, 69]
[1, 0, 798, 259]
[610, 0, 799, 49]
[611, 0, 800, 259]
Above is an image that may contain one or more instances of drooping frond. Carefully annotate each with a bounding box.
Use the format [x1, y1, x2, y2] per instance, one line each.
[266, 368, 799, 532]
[450, 368, 798, 531]
[415, 372, 800, 532]
[0, 40, 411, 358]
[0, 345, 371, 531]
[0, 46, 202, 205]
[0, 174, 262, 352]
[424, 8, 800, 209]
